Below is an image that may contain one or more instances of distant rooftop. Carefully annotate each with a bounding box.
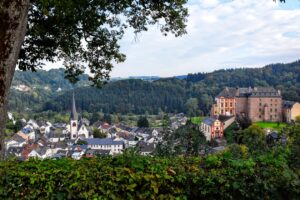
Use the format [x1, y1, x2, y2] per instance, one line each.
[217, 87, 281, 98]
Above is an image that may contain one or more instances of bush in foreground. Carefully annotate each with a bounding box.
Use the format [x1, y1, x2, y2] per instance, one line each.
[0, 147, 299, 200]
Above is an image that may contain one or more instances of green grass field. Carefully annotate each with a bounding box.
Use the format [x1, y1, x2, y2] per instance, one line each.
[254, 121, 287, 130]
[191, 117, 204, 125]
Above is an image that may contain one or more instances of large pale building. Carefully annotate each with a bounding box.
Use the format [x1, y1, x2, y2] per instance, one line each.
[212, 87, 283, 122]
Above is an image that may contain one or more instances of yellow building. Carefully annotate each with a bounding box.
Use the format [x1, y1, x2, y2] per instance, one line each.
[283, 101, 300, 123]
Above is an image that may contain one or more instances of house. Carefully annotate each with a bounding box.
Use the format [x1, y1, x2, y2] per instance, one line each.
[200, 117, 224, 141]
[98, 123, 111, 133]
[22, 143, 39, 160]
[47, 128, 66, 143]
[136, 141, 155, 156]
[71, 151, 84, 160]
[5, 134, 26, 149]
[211, 87, 283, 122]
[6, 147, 23, 158]
[84, 149, 110, 158]
[28, 146, 49, 159]
[27, 119, 40, 130]
[39, 122, 53, 135]
[283, 101, 300, 123]
[18, 126, 36, 141]
[82, 138, 124, 154]
[69, 145, 88, 159]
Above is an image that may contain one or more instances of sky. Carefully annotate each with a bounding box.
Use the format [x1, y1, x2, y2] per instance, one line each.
[46, 0, 300, 77]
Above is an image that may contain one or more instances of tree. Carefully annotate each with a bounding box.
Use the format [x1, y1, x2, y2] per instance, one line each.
[240, 125, 266, 152]
[93, 128, 106, 139]
[295, 115, 300, 124]
[173, 120, 206, 156]
[154, 114, 174, 157]
[185, 98, 200, 117]
[236, 115, 252, 130]
[0, 0, 188, 158]
[90, 112, 101, 125]
[103, 114, 112, 125]
[137, 116, 149, 128]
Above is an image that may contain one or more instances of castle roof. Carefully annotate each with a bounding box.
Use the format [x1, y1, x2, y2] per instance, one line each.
[216, 87, 237, 98]
[217, 87, 281, 98]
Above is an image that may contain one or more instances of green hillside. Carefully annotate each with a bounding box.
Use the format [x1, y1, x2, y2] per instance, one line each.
[8, 60, 300, 115]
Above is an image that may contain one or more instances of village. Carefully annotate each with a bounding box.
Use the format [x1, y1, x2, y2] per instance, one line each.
[5, 87, 300, 160]
[4, 93, 188, 160]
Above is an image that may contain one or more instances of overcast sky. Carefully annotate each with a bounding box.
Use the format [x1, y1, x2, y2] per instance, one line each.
[46, 0, 300, 77]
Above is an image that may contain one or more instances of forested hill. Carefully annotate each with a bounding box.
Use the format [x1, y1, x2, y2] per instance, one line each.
[186, 60, 300, 101]
[43, 79, 187, 115]
[12, 68, 90, 90]
[9, 60, 300, 115]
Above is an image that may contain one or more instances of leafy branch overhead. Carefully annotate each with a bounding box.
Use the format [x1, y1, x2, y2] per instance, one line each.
[18, 0, 188, 87]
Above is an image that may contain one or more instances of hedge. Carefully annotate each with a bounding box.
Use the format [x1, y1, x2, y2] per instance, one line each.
[0, 150, 299, 199]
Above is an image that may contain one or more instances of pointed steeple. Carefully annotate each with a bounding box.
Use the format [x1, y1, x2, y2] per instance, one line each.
[71, 91, 78, 121]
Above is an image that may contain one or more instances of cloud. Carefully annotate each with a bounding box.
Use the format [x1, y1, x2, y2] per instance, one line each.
[45, 1, 300, 77]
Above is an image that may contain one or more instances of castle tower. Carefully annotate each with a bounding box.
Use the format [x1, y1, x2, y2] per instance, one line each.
[70, 91, 78, 139]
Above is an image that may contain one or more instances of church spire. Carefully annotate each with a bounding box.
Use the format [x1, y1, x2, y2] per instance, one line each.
[71, 91, 78, 121]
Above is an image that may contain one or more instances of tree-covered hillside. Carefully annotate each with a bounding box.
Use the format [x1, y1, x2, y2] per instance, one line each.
[187, 60, 300, 102]
[12, 68, 90, 90]
[43, 79, 187, 115]
[8, 60, 300, 115]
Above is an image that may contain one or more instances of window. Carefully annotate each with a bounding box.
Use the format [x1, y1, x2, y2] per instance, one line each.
[230, 103, 233, 107]
[259, 103, 262, 106]
[270, 108, 272, 112]
[225, 103, 228, 107]
[271, 99, 273, 101]
[221, 103, 224, 107]
[259, 115, 261, 118]
[270, 115, 272, 119]
[275, 109, 277, 112]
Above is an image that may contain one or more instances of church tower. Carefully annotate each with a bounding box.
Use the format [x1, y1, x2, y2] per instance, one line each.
[70, 91, 78, 139]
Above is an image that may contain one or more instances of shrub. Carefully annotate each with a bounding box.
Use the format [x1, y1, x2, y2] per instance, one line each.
[0, 151, 299, 199]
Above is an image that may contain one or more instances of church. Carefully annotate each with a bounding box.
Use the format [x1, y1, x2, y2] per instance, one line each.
[67, 92, 90, 139]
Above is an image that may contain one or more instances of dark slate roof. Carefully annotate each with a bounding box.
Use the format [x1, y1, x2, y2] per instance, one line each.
[218, 115, 235, 123]
[12, 134, 26, 143]
[283, 100, 296, 109]
[202, 117, 217, 126]
[218, 87, 281, 98]
[6, 147, 23, 154]
[35, 146, 48, 156]
[248, 87, 281, 97]
[216, 87, 237, 98]
[83, 138, 124, 146]
[137, 141, 155, 153]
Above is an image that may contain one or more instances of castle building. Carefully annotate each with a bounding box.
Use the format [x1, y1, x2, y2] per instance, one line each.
[211, 87, 282, 122]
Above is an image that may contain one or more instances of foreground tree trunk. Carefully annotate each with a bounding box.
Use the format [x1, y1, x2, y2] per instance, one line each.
[0, 0, 29, 159]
